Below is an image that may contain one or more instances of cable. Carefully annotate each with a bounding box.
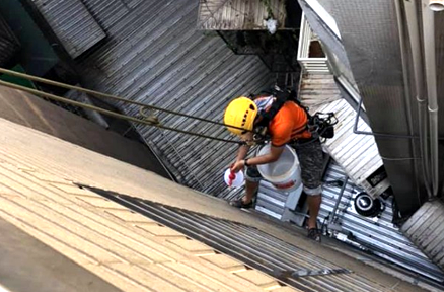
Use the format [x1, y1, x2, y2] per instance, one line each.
[380, 156, 420, 161]
[0, 67, 249, 133]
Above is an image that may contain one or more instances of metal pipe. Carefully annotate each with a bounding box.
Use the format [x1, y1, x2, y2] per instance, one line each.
[429, 0, 444, 11]
[402, 0, 433, 198]
[348, 84, 444, 143]
[328, 176, 349, 226]
[353, 96, 427, 139]
[422, 1, 439, 197]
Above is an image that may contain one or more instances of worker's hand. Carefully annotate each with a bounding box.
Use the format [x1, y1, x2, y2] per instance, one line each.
[230, 160, 245, 173]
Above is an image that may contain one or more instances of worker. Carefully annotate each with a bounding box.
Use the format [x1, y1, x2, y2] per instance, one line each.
[224, 91, 324, 241]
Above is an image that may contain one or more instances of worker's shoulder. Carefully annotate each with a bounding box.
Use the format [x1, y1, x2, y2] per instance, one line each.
[271, 107, 295, 129]
[284, 99, 301, 107]
[279, 100, 302, 115]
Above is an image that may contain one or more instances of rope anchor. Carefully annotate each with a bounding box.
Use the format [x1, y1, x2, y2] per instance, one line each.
[139, 106, 160, 125]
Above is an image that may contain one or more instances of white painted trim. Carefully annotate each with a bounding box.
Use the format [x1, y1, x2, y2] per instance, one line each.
[305, 0, 342, 39]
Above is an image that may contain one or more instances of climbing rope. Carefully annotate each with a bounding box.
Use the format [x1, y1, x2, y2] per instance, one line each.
[0, 68, 243, 144]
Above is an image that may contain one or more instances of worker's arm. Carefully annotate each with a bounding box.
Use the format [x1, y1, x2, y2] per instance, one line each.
[230, 132, 252, 172]
[231, 144, 284, 172]
[245, 122, 291, 166]
[235, 144, 250, 162]
[235, 132, 255, 161]
[245, 145, 284, 165]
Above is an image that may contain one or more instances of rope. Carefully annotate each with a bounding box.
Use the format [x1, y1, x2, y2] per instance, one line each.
[0, 68, 240, 128]
[0, 68, 243, 144]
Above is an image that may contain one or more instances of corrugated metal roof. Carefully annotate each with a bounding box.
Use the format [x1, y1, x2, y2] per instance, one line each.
[299, 74, 342, 106]
[32, 0, 106, 58]
[87, 185, 403, 292]
[0, 13, 20, 67]
[401, 201, 444, 273]
[198, 0, 287, 30]
[218, 145, 443, 285]
[81, 0, 130, 28]
[321, 160, 444, 284]
[75, 0, 274, 199]
[237, 154, 444, 285]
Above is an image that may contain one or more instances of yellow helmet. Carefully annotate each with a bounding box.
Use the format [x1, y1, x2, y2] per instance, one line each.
[224, 96, 258, 135]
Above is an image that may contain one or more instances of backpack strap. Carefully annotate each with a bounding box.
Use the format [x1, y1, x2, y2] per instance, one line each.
[249, 88, 311, 145]
[259, 89, 290, 126]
